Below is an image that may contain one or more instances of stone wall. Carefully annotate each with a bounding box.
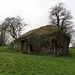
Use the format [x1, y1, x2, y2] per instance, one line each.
[13, 31, 70, 56]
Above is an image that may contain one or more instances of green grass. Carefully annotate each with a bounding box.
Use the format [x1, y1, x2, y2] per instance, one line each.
[0, 45, 18, 53]
[0, 45, 75, 75]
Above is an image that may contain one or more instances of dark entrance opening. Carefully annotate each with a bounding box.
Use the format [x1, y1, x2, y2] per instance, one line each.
[21, 40, 25, 52]
[30, 44, 33, 52]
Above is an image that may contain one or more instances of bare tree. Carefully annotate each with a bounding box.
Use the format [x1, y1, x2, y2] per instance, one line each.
[0, 25, 6, 45]
[0, 16, 27, 45]
[0, 25, 2, 45]
[49, 3, 74, 37]
[0, 24, 11, 45]
[72, 41, 75, 48]
[1, 16, 27, 39]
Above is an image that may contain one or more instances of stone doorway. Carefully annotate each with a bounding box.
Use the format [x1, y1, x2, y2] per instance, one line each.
[21, 40, 25, 52]
[29, 44, 33, 52]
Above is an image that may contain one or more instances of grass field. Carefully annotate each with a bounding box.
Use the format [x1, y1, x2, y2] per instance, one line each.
[0, 45, 75, 75]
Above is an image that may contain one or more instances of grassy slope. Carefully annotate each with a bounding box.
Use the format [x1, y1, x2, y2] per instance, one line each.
[0, 45, 75, 75]
[0, 45, 18, 53]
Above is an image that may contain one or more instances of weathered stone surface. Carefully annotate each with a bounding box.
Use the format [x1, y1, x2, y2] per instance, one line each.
[13, 25, 70, 56]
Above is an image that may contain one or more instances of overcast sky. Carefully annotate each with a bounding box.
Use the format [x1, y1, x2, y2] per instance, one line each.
[0, 0, 75, 32]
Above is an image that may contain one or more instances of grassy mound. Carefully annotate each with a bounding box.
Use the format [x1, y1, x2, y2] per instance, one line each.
[18, 25, 58, 39]
[0, 45, 75, 75]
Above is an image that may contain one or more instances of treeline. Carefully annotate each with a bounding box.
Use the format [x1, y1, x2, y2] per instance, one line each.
[0, 3, 74, 46]
[0, 16, 27, 46]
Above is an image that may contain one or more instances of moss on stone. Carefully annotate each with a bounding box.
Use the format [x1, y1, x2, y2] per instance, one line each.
[13, 25, 70, 56]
